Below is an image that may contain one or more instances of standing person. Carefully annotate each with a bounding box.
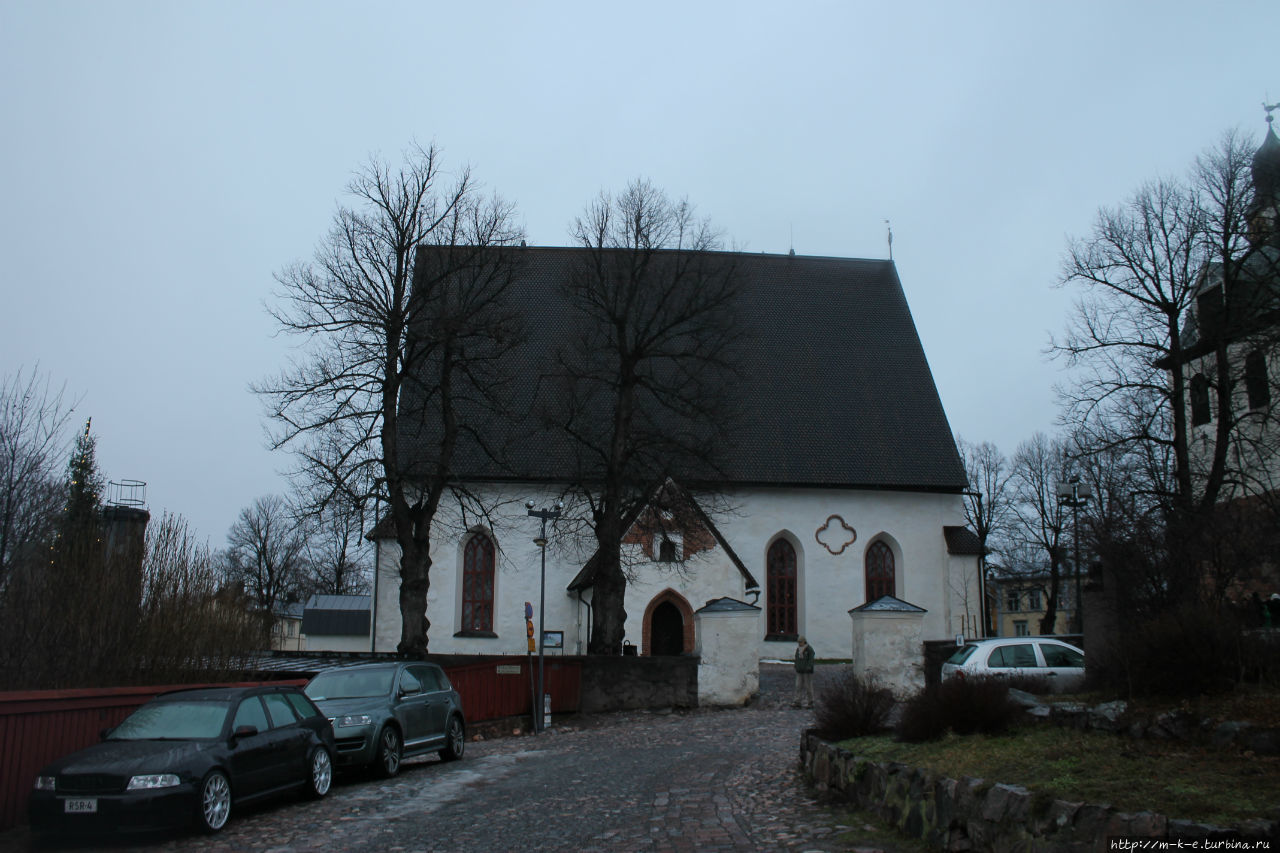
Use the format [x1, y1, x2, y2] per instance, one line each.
[793, 636, 816, 708]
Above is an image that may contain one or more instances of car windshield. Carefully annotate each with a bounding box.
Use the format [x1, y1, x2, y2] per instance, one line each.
[306, 669, 395, 700]
[946, 645, 978, 665]
[110, 700, 230, 740]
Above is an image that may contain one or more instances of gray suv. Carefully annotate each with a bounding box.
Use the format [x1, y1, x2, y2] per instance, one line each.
[304, 661, 465, 777]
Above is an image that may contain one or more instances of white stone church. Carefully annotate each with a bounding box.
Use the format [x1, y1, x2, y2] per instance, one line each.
[369, 248, 981, 687]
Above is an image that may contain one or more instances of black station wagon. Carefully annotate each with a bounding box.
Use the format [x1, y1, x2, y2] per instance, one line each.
[29, 685, 335, 835]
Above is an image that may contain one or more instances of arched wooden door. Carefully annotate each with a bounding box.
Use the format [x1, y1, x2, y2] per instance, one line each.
[650, 601, 684, 655]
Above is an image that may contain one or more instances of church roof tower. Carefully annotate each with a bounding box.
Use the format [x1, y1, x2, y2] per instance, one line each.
[1248, 104, 1280, 248]
[1253, 110, 1280, 196]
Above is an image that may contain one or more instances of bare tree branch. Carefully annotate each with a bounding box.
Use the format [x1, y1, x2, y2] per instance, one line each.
[0, 366, 77, 588]
[542, 179, 744, 654]
[257, 144, 524, 655]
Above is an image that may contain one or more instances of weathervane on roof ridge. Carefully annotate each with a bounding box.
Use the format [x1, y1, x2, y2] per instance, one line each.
[885, 219, 893, 261]
[1265, 101, 1280, 126]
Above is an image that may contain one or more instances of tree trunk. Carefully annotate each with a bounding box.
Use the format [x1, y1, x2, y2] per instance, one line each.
[397, 543, 432, 657]
[588, 517, 626, 654]
[1039, 566, 1061, 635]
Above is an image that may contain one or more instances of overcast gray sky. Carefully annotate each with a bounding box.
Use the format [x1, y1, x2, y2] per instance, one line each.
[1, 0, 1275, 544]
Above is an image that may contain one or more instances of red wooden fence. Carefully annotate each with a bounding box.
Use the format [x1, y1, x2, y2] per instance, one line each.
[446, 658, 582, 722]
[0, 660, 581, 832]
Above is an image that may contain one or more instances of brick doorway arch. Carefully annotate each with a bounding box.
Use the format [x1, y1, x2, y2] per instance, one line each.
[643, 590, 695, 656]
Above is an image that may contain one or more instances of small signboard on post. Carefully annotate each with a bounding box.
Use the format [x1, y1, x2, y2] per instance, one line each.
[524, 601, 538, 735]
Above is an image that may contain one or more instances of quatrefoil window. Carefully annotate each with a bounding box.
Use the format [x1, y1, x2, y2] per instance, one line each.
[815, 515, 857, 555]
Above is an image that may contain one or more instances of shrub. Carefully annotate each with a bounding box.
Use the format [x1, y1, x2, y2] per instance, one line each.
[895, 676, 1021, 743]
[1092, 603, 1246, 698]
[894, 686, 947, 743]
[1240, 629, 1280, 685]
[813, 668, 896, 740]
[0, 512, 263, 689]
[938, 676, 1022, 734]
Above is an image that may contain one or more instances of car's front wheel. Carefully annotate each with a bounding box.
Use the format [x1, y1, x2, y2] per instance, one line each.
[374, 725, 402, 777]
[197, 770, 231, 833]
[439, 715, 465, 762]
[306, 746, 332, 799]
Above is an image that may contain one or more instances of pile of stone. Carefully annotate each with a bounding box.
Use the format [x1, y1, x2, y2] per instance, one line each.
[1011, 689, 1280, 755]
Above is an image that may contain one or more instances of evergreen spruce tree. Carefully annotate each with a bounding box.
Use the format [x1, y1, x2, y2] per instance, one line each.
[63, 418, 104, 531]
[44, 418, 114, 680]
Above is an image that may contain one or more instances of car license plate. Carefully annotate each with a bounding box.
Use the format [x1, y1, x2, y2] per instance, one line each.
[64, 798, 97, 814]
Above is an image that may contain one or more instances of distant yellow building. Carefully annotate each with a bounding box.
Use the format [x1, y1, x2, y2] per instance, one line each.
[987, 572, 1076, 637]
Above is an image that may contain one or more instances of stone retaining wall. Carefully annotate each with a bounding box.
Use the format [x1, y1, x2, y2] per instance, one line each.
[800, 730, 1278, 851]
[579, 655, 698, 713]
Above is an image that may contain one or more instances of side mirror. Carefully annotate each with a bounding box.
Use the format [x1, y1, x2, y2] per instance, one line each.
[399, 684, 421, 698]
[231, 725, 258, 741]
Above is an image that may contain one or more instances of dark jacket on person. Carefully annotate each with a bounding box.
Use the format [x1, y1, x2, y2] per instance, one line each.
[795, 643, 816, 674]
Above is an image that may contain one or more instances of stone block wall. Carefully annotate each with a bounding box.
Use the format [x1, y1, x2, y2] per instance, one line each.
[579, 655, 698, 713]
[800, 730, 1279, 850]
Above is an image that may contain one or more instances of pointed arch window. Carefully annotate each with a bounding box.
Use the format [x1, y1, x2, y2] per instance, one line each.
[461, 533, 495, 633]
[766, 538, 797, 639]
[1246, 350, 1270, 410]
[865, 540, 895, 602]
[1190, 375, 1211, 426]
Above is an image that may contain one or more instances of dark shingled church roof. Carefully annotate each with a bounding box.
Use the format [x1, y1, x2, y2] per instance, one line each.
[399, 247, 966, 492]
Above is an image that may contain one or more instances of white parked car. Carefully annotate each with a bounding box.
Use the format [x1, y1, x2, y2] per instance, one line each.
[941, 638, 1086, 693]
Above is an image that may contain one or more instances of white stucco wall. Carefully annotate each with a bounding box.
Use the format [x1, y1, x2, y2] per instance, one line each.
[371, 483, 978, 663]
[850, 610, 926, 697]
[708, 487, 976, 661]
[372, 487, 588, 655]
[947, 554, 984, 638]
[695, 606, 761, 706]
[1186, 342, 1280, 500]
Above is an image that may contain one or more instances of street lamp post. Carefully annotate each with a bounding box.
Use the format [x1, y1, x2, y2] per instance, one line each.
[526, 501, 562, 733]
[962, 490, 988, 638]
[1056, 477, 1092, 634]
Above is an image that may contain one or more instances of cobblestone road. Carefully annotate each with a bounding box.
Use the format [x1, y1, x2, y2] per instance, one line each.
[10, 665, 906, 853]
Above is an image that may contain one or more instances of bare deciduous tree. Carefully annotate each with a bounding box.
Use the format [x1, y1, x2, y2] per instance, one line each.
[0, 366, 76, 587]
[221, 494, 311, 613]
[134, 513, 264, 682]
[547, 179, 743, 654]
[958, 439, 1014, 550]
[0, 509, 263, 689]
[257, 143, 524, 656]
[1053, 131, 1278, 602]
[957, 437, 1013, 634]
[298, 478, 372, 595]
[1008, 433, 1071, 634]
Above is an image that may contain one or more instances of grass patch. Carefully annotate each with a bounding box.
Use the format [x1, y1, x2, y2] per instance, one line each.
[839, 725, 1279, 826]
